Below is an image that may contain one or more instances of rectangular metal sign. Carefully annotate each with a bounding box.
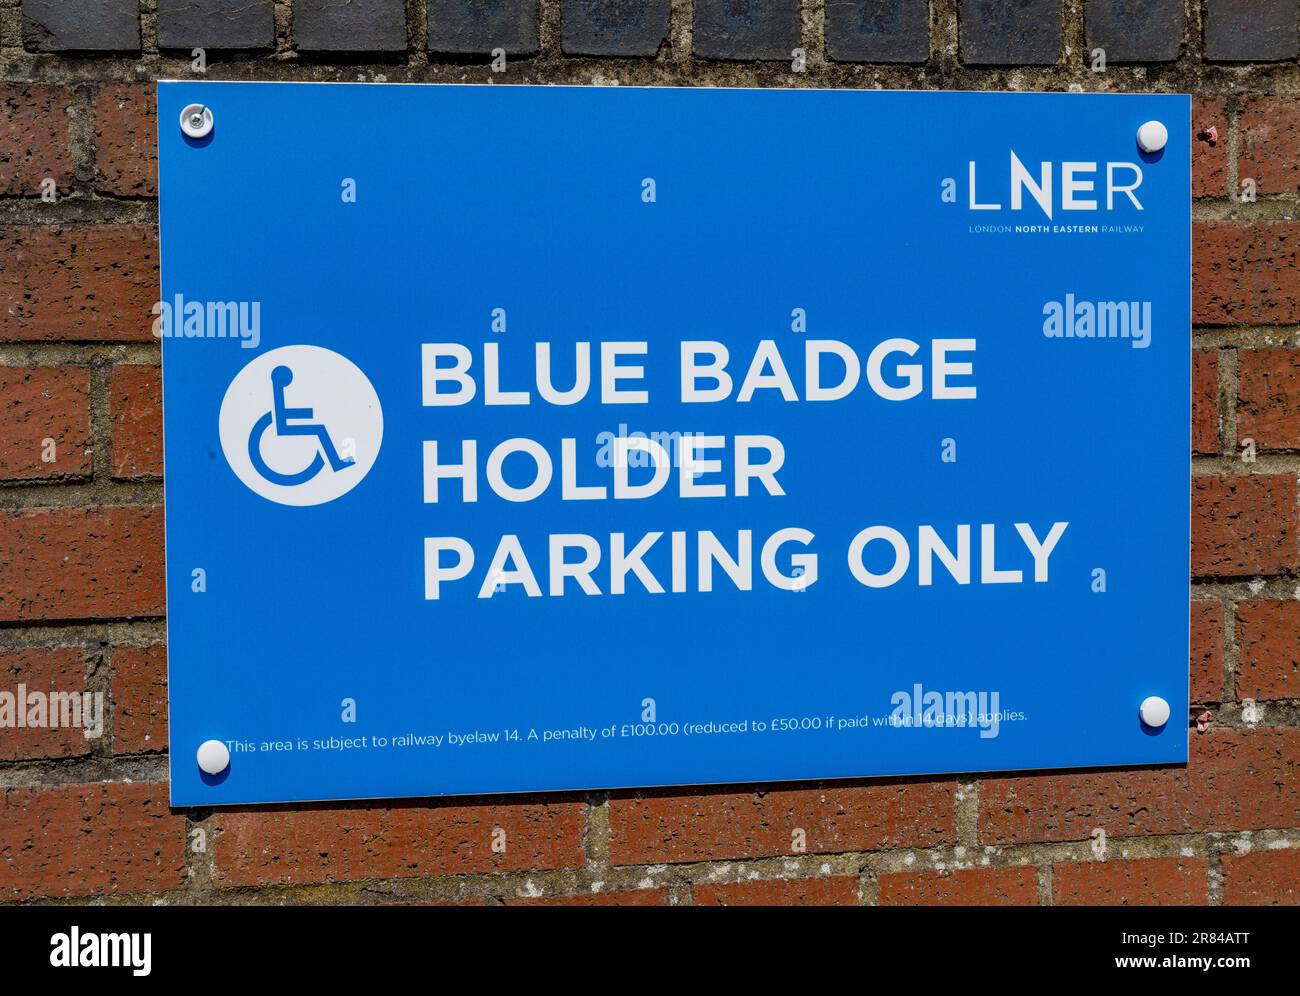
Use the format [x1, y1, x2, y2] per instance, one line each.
[160, 82, 1190, 806]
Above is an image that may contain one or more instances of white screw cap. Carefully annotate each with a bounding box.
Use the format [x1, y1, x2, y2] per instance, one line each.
[1139, 695, 1171, 728]
[1137, 120, 1168, 154]
[196, 739, 230, 774]
[180, 103, 213, 139]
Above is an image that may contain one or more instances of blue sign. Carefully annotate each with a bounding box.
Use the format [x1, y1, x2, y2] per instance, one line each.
[160, 83, 1190, 806]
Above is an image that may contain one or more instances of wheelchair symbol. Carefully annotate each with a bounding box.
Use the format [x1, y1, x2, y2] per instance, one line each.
[247, 365, 356, 487]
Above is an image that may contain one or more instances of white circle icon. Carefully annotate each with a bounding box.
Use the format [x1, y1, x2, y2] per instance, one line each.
[196, 739, 230, 774]
[1139, 695, 1171, 729]
[1136, 119, 1168, 154]
[218, 345, 383, 506]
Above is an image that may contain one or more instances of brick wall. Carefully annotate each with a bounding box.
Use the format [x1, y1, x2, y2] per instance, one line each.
[1, 1, 1298, 906]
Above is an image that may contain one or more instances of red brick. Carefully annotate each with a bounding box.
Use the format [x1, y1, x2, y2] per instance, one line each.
[878, 866, 1037, 906]
[0, 782, 186, 900]
[1194, 221, 1300, 325]
[1193, 97, 1229, 199]
[110, 364, 163, 478]
[0, 84, 73, 196]
[0, 225, 158, 342]
[694, 876, 860, 906]
[1192, 474, 1297, 577]
[1239, 95, 1300, 197]
[1192, 349, 1219, 454]
[1053, 857, 1207, 906]
[0, 647, 93, 761]
[0, 366, 92, 481]
[213, 799, 586, 886]
[1238, 348, 1300, 450]
[1234, 601, 1300, 700]
[509, 888, 669, 906]
[0, 506, 165, 623]
[607, 780, 955, 865]
[94, 84, 157, 196]
[979, 729, 1299, 844]
[1190, 600, 1225, 703]
[111, 644, 167, 753]
[1222, 849, 1300, 905]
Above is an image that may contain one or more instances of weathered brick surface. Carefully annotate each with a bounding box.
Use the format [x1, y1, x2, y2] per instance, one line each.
[826, 0, 930, 63]
[0, 84, 73, 196]
[608, 780, 955, 864]
[959, 0, 1061, 65]
[1237, 348, 1300, 450]
[1190, 600, 1225, 703]
[213, 799, 586, 885]
[1221, 849, 1300, 905]
[111, 644, 168, 753]
[0, 647, 93, 761]
[695, 876, 861, 905]
[1194, 222, 1300, 326]
[1204, 0, 1299, 62]
[1192, 348, 1219, 454]
[695, 0, 800, 61]
[394, 898, 494, 906]
[1234, 601, 1300, 701]
[878, 866, 1038, 905]
[1239, 96, 1300, 198]
[509, 887, 670, 905]
[0, 506, 165, 623]
[21, 0, 139, 52]
[562, 0, 670, 57]
[428, 0, 539, 55]
[1192, 97, 1229, 199]
[1085, 0, 1184, 63]
[295, 0, 407, 52]
[980, 730, 1300, 844]
[1191, 474, 1297, 578]
[0, 226, 158, 342]
[157, 0, 275, 50]
[1053, 857, 1207, 905]
[94, 84, 156, 197]
[0, 366, 92, 481]
[0, 782, 186, 900]
[110, 364, 163, 478]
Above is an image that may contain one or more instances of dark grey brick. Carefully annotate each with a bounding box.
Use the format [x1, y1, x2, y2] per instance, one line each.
[428, 0, 539, 55]
[562, 0, 670, 56]
[22, 0, 139, 52]
[157, 1, 275, 50]
[826, 1, 929, 64]
[1204, 0, 1298, 62]
[1085, 0, 1183, 63]
[296, 0, 407, 52]
[959, 0, 1061, 65]
[695, 0, 800, 60]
